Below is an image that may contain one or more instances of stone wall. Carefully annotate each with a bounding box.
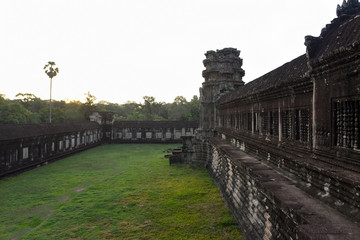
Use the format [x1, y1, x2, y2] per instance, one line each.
[110, 121, 198, 143]
[218, 129, 360, 223]
[208, 137, 360, 239]
[0, 122, 103, 178]
[0, 120, 198, 178]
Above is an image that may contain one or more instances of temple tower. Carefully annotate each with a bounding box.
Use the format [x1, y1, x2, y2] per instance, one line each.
[198, 48, 245, 137]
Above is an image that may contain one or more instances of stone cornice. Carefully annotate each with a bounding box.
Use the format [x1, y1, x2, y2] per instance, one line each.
[309, 43, 360, 76]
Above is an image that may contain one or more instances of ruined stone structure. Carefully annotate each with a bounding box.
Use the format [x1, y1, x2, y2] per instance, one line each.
[0, 112, 198, 178]
[199, 48, 245, 138]
[171, 1, 360, 239]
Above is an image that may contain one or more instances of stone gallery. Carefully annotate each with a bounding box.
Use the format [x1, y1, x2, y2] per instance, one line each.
[171, 1, 360, 239]
[1, 1, 360, 239]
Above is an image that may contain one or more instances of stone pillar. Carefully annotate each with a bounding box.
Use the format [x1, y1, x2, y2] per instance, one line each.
[198, 48, 245, 138]
[171, 48, 245, 166]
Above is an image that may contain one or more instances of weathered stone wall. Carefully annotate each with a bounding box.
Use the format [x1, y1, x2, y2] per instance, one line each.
[0, 122, 103, 178]
[169, 135, 211, 165]
[111, 121, 198, 143]
[199, 48, 245, 138]
[219, 129, 360, 223]
[305, 14, 360, 154]
[208, 137, 360, 239]
[0, 120, 198, 178]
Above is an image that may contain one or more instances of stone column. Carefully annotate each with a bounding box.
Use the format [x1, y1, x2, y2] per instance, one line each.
[198, 48, 245, 138]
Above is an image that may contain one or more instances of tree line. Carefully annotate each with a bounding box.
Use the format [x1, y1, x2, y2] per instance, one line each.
[0, 93, 199, 124]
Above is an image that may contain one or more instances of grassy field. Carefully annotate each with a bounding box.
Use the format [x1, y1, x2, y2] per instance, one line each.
[0, 144, 241, 240]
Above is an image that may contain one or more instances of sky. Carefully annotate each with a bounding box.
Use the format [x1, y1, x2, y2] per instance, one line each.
[0, 0, 341, 104]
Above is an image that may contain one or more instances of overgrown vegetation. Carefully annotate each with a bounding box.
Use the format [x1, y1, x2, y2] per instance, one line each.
[0, 144, 241, 239]
[0, 93, 199, 124]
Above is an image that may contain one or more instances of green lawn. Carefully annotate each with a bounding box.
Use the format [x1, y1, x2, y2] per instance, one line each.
[0, 144, 241, 240]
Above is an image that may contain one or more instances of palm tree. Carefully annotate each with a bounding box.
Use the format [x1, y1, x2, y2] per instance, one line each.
[44, 61, 59, 123]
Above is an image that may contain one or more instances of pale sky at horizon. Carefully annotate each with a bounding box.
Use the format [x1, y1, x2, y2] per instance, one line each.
[0, 0, 341, 104]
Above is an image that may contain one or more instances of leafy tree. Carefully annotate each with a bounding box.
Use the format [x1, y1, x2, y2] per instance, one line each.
[141, 96, 156, 120]
[15, 93, 38, 102]
[15, 93, 46, 113]
[0, 103, 31, 124]
[0, 91, 199, 123]
[168, 96, 188, 121]
[44, 61, 59, 123]
[174, 96, 187, 105]
[156, 103, 169, 120]
[0, 94, 6, 105]
[27, 112, 42, 123]
[139, 96, 170, 121]
[82, 91, 97, 113]
[126, 110, 145, 121]
[39, 106, 66, 123]
[97, 101, 123, 116]
[122, 101, 140, 120]
[187, 95, 200, 121]
[63, 100, 85, 122]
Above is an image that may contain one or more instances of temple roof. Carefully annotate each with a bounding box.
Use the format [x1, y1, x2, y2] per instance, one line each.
[219, 54, 308, 104]
[220, 2, 360, 105]
[337, 0, 360, 16]
[306, 1, 360, 61]
[0, 122, 100, 141]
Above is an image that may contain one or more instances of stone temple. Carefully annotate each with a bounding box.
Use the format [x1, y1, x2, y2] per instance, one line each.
[170, 1, 360, 239]
[1, 1, 360, 239]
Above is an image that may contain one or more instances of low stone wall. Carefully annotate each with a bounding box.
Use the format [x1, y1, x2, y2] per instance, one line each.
[110, 121, 198, 143]
[219, 129, 360, 223]
[208, 137, 360, 239]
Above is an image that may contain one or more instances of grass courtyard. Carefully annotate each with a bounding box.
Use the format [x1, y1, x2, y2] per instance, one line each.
[0, 144, 241, 239]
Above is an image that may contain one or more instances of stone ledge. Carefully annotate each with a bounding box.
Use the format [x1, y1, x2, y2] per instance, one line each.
[219, 129, 360, 222]
[209, 137, 360, 239]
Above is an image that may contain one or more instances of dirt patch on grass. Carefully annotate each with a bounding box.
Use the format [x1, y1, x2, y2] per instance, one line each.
[74, 187, 86, 193]
[60, 195, 70, 203]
